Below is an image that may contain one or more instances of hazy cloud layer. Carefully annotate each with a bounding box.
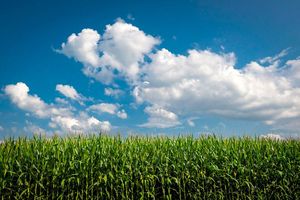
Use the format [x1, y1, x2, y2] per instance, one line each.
[104, 88, 124, 98]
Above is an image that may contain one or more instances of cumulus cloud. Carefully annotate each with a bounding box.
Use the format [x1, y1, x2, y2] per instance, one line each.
[4, 82, 64, 118]
[98, 19, 160, 83]
[134, 49, 300, 130]
[139, 105, 181, 128]
[285, 59, 300, 87]
[56, 84, 81, 100]
[50, 114, 111, 133]
[88, 103, 127, 119]
[89, 103, 116, 114]
[55, 84, 89, 105]
[259, 133, 284, 140]
[5, 82, 111, 133]
[57, 28, 114, 84]
[59, 19, 160, 84]
[58, 28, 101, 67]
[59, 20, 300, 132]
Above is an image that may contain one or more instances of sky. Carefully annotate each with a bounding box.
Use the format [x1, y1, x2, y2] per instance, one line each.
[1, 0, 300, 139]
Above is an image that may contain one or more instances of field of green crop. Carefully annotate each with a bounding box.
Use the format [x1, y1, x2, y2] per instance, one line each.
[0, 135, 299, 199]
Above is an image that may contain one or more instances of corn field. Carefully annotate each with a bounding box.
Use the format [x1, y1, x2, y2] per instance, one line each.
[0, 135, 299, 199]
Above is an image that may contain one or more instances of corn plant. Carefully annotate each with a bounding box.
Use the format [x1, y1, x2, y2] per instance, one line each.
[0, 135, 299, 199]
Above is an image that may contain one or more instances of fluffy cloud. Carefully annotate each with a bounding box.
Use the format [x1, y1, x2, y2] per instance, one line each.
[5, 82, 111, 133]
[89, 103, 116, 114]
[0, 125, 3, 131]
[4, 82, 64, 118]
[259, 133, 284, 140]
[98, 19, 160, 83]
[50, 114, 111, 133]
[139, 105, 180, 128]
[57, 28, 115, 84]
[59, 20, 300, 131]
[88, 103, 127, 119]
[56, 84, 81, 101]
[56, 84, 88, 105]
[59, 28, 101, 67]
[134, 49, 300, 130]
[285, 59, 300, 87]
[59, 19, 160, 84]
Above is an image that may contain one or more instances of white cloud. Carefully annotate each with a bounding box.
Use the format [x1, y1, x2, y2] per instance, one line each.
[58, 28, 101, 67]
[59, 20, 300, 133]
[89, 103, 117, 114]
[55, 84, 88, 105]
[104, 87, 124, 98]
[83, 65, 115, 85]
[57, 28, 114, 84]
[59, 19, 160, 84]
[4, 82, 57, 118]
[98, 19, 160, 83]
[50, 114, 111, 133]
[0, 125, 3, 131]
[285, 59, 300, 87]
[88, 103, 128, 119]
[56, 84, 81, 100]
[50, 116, 79, 130]
[134, 49, 300, 131]
[87, 116, 111, 132]
[5, 82, 111, 133]
[260, 133, 284, 140]
[140, 105, 181, 128]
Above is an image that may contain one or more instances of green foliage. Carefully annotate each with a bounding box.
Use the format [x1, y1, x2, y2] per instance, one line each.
[0, 135, 299, 199]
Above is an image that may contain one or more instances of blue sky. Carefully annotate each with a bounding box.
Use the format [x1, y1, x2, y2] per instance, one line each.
[1, 0, 300, 139]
